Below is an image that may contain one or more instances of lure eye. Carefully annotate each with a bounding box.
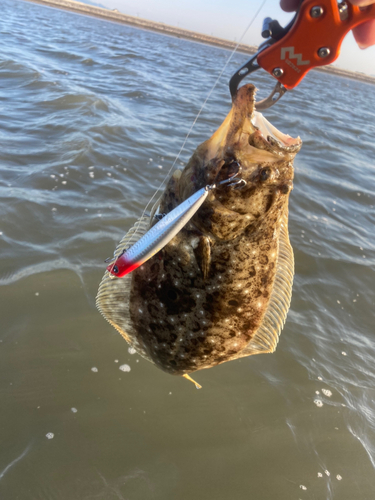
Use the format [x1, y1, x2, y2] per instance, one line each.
[260, 167, 271, 181]
[112, 265, 119, 274]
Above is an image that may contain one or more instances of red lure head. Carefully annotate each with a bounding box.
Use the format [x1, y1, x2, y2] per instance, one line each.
[106, 254, 141, 277]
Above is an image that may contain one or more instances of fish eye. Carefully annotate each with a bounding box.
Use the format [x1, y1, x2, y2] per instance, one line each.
[260, 167, 271, 181]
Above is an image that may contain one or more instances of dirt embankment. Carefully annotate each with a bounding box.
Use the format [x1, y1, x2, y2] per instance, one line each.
[23, 0, 258, 54]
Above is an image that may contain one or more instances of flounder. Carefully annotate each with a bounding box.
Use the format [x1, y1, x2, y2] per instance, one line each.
[96, 84, 301, 380]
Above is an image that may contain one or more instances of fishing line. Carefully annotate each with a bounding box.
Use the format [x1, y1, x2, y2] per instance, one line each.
[130, 0, 268, 242]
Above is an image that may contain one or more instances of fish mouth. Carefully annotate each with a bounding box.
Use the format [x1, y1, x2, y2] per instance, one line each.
[251, 111, 300, 149]
[206, 84, 301, 166]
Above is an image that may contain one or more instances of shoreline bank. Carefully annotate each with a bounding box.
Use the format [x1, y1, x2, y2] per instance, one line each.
[23, 0, 375, 86]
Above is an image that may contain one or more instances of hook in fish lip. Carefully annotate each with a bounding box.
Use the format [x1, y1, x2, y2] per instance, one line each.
[213, 160, 242, 186]
[206, 175, 246, 191]
[231, 178, 247, 189]
[214, 161, 246, 189]
[218, 176, 247, 189]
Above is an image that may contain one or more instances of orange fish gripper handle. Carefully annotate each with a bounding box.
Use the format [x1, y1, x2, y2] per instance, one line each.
[257, 0, 375, 89]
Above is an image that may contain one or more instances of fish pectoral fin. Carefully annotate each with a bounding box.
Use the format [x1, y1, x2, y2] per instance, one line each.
[193, 235, 212, 280]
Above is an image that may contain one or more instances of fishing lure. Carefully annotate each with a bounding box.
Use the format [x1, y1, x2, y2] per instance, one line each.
[106, 167, 245, 278]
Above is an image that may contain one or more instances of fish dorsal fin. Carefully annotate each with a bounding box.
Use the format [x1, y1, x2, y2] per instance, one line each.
[95, 216, 152, 359]
[239, 207, 294, 356]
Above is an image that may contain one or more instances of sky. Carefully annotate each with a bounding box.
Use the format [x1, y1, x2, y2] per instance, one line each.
[90, 0, 375, 75]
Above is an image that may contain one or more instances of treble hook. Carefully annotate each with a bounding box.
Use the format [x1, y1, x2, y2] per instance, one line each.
[210, 160, 247, 190]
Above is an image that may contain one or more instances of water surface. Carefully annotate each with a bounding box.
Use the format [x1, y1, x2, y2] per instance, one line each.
[1, 1, 375, 498]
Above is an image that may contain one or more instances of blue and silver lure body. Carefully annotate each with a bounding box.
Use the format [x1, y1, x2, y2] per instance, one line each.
[106, 169, 244, 278]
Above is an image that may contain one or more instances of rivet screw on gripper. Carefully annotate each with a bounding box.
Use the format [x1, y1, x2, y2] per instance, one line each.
[310, 6, 324, 18]
[272, 67, 284, 78]
[318, 47, 330, 58]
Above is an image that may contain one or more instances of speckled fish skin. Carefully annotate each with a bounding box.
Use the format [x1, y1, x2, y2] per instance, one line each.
[97, 84, 302, 377]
